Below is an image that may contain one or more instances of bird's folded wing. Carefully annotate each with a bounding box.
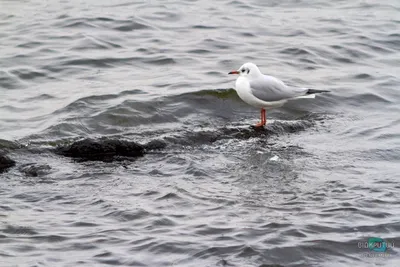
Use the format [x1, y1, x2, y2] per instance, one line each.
[250, 76, 308, 102]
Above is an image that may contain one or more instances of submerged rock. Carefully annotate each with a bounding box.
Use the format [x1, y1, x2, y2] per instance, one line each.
[19, 163, 51, 177]
[165, 120, 314, 146]
[0, 153, 16, 173]
[143, 139, 167, 150]
[0, 139, 21, 151]
[226, 120, 313, 139]
[56, 138, 145, 161]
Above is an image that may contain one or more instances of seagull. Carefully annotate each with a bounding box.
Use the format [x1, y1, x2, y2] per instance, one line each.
[229, 62, 329, 127]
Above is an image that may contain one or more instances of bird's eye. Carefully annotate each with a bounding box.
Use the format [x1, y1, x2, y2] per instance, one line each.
[241, 69, 245, 73]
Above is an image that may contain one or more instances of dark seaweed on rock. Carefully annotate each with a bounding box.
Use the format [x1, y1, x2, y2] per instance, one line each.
[56, 138, 145, 162]
[0, 153, 16, 173]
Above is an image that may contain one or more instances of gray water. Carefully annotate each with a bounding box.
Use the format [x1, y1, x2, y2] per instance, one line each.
[1, 0, 400, 266]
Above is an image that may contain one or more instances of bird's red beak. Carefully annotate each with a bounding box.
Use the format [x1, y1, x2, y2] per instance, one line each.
[228, 70, 239, 74]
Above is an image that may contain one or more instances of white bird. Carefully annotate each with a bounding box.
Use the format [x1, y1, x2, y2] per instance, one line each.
[229, 62, 328, 127]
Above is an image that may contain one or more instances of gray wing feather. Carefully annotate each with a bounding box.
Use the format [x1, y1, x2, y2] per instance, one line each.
[250, 75, 308, 102]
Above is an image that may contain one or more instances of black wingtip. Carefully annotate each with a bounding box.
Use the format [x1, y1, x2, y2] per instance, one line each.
[306, 89, 330, 94]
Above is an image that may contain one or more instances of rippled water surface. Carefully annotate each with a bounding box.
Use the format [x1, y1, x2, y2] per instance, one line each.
[1, 0, 400, 266]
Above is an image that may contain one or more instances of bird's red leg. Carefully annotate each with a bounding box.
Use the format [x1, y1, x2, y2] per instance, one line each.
[255, 108, 266, 127]
[262, 108, 267, 125]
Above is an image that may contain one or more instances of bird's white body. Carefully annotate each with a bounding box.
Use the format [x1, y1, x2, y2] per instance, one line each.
[235, 76, 288, 109]
[232, 62, 315, 110]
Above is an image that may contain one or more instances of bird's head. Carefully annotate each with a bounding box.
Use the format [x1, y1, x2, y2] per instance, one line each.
[228, 62, 262, 79]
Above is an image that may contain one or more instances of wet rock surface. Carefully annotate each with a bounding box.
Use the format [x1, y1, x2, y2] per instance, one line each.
[0, 139, 21, 150]
[0, 153, 16, 173]
[19, 163, 52, 177]
[55, 138, 145, 162]
[143, 139, 168, 150]
[0, 121, 313, 171]
[165, 121, 314, 146]
[225, 120, 313, 139]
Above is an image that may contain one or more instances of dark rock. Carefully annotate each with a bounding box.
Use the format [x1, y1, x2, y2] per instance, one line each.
[165, 120, 314, 146]
[217, 259, 229, 266]
[230, 120, 313, 139]
[0, 153, 16, 173]
[19, 164, 51, 177]
[143, 139, 167, 150]
[0, 139, 21, 151]
[56, 138, 145, 161]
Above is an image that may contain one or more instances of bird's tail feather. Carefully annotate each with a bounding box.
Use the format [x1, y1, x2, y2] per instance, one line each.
[296, 94, 316, 99]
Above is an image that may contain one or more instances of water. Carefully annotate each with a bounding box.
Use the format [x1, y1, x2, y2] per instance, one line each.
[1, 0, 400, 266]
